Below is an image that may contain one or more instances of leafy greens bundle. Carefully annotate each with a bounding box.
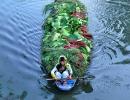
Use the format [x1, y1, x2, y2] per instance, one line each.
[41, 0, 93, 77]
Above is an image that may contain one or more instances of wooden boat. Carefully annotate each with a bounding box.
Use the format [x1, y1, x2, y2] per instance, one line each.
[41, 0, 93, 79]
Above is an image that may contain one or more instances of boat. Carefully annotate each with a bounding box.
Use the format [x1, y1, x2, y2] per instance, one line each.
[55, 79, 76, 91]
[41, 0, 93, 83]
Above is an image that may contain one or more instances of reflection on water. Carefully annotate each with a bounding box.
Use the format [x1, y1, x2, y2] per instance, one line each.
[0, 0, 130, 100]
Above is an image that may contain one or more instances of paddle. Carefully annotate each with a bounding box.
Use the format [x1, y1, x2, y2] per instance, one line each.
[46, 75, 94, 81]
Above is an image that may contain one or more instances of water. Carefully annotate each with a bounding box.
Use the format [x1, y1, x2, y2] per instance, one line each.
[0, 0, 130, 100]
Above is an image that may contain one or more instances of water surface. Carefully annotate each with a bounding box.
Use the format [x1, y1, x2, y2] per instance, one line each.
[0, 0, 130, 100]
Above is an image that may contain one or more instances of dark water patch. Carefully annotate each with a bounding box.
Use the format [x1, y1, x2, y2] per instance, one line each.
[0, 91, 28, 100]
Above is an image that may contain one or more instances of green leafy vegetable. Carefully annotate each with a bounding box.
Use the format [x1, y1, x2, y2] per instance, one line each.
[41, 0, 93, 77]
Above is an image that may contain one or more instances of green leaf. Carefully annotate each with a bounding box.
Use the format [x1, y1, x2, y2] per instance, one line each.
[73, 31, 82, 38]
[61, 28, 70, 36]
[47, 17, 53, 23]
[86, 46, 91, 53]
[60, 17, 68, 27]
[79, 47, 87, 54]
[76, 7, 81, 12]
[53, 33, 61, 41]
[82, 53, 89, 60]
[69, 34, 78, 40]
[52, 21, 61, 29]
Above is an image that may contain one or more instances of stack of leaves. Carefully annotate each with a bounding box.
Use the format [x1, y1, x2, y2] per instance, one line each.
[41, 0, 93, 77]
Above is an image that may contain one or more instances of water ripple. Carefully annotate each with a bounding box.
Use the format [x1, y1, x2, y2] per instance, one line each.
[0, 0, 45, 98]
[0, 0, 130, 99]
[87, 0, 130, 66]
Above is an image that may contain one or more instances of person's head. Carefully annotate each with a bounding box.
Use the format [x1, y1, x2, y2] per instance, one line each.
[59, 55, 67, 66]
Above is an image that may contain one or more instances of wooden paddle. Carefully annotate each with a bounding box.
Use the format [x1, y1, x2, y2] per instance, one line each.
[46, 75, 94, 81]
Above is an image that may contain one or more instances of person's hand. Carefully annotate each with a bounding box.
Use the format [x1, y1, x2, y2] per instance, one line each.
[54, 77, 58, 81]
[67, 75, 72, 79]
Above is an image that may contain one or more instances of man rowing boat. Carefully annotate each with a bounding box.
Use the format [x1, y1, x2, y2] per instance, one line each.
[51, 55, 73, 80]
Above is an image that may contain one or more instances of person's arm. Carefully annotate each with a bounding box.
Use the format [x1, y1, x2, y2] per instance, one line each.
[66, 63, 73, 77]
[51, 65, 57, 79]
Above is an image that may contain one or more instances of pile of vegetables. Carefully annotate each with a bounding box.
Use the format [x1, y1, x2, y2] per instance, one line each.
[41, 0, 93, 77]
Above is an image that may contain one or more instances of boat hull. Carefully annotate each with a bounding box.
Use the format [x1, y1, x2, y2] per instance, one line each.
[55, 79, 76, 91]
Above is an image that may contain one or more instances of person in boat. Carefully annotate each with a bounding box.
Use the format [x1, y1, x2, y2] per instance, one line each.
[51, 55, 73, 80]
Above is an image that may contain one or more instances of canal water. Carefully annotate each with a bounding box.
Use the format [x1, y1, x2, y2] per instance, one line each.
[0, 0, 130, 100]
